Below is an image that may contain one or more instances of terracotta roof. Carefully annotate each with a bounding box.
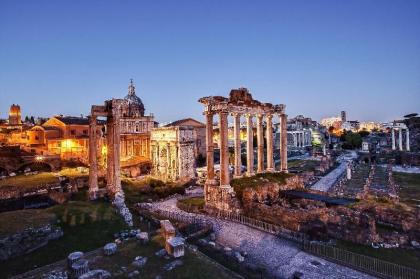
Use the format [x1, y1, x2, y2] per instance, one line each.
[55, 116, 90, 125]
[164, 118, 205, 128]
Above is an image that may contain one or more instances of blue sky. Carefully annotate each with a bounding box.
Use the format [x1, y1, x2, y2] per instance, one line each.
[0, 0, 419, 123]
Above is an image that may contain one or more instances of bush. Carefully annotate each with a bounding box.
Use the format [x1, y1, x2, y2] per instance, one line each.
[148, 178, 165, 188]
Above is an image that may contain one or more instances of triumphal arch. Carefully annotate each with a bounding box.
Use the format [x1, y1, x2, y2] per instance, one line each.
[199, 88, 288, 211]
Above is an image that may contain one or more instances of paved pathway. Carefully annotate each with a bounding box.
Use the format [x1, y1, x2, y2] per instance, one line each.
[144, 197, 374, 279]
[311, 151, 358, 192]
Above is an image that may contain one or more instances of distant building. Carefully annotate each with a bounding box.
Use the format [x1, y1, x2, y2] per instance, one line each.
[9, 104, 22, 126]
[320, 116, 342, 129]
[164, 118, 206, 159]
[150, 126, 196, 181]
[359, 121, 382, 132]
[341, 111, 347, 123]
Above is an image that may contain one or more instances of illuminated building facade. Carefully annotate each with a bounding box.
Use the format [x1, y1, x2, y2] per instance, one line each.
[8, 104, 22, 126]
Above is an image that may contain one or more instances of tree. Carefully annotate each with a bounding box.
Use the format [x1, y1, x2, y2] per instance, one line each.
[342, 131, 362, 149]
[358, 130, 370, 138]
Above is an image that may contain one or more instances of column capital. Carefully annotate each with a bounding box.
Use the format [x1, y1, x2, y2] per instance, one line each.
[256, 113, 264, 120]
[266, 113, 273, 120]
[244, 113, 253, 119]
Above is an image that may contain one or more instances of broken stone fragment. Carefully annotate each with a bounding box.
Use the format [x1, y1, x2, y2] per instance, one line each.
[79, 269, 111, 279]
[132, 256, 148, 268]
[163, 259, 183, 271]
[103, 243, 117, 256]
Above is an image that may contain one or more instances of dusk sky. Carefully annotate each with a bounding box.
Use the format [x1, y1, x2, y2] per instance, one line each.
[1, 0, 419, 124]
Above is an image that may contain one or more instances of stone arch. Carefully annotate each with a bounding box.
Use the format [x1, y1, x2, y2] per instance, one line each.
[17, 162, 53, 173]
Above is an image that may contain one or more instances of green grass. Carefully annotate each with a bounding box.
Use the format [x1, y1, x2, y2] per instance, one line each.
[122, 177, 186, 208]
[0, 172, 58, 188]
[231, 172, 293, 201]
[88, 239, 237, 279]
[0, 168, 88, 191]
[0, 209, 56, 237]
[0, 197, 129, 278]
[394, 172, 420, 207]
[177, 197, 205, 213]
[287, 159, 320, 172]
[336, 240, 420, 270]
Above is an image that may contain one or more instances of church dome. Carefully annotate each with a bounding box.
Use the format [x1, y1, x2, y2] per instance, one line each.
[123, 79, 145, 117]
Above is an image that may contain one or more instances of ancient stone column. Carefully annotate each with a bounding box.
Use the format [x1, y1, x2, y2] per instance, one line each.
[245, 114, 254, 176]
[398, 128, 403, 151]
[406, 129, 410, 151]
[266, 114, 274, 172]
[256, 114, 264, 173]
[280, 114, 288, 172]
[205, 112, 215, 184]
[391, 128, 396, 150]
[293, 133, 297, 147]
[106, 115, 115, 194]
[232, 113, 242, 177]
[88, 115, 98, 199]
[106, 102, 122, 197]
[219, 111, 230, 187]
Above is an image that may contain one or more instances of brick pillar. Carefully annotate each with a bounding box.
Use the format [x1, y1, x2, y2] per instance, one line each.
[245, 114, 254, 176]
[266, 114, 274, 172]
[219, 111, 230, 187]
[233, 113, 242, 177]
[205, 112, 215, 184]
[256, 114, 264, 173]
[280, 113, 288, 172]
[88, 115, 98, 199]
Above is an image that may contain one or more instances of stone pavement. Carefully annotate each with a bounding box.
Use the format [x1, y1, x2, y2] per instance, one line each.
[143, 196, 375, 279]
[311, 151, 358, 192]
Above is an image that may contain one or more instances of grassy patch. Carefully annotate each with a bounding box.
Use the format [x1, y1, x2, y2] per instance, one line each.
[336, 240, 420, 270]
[0, 209, 56, 237]
[288, 159, 321, 172]
[0, 168, 87, 192]
[177, 197, 205, 213]
[122, 177, 186, 208]
[0, 172, 58, 189]
[90, 239, 237, 279]
[394, 172, 420, 207]
[231, 172, 293, 201]
[0, 198, 128, 278]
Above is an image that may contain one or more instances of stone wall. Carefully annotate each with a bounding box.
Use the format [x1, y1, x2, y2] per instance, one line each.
[0, 224, 63, 261]
[234, 173, 420, 246]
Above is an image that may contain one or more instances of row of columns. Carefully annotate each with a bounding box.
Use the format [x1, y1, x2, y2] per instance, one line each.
[391, 127, 410, 151]
[88, 103, 122, 199]
[290, 130, 311, 148]
[205, 111, 288, 188]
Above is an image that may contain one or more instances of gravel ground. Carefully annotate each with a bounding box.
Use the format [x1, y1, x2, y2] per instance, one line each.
[144, 196, 375, 279]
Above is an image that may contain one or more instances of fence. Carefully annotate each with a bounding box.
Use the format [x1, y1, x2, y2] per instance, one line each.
[208, 209, 307, 243]
[303, 242, 420, 279]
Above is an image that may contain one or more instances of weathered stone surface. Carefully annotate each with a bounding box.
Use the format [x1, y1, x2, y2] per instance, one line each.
[79, 269, 111, 279]
[103, 243, 117, 256]
[112, 192, 133, 227]
[163, 259, 183, 271]
[131, 256, 148, 268]
[0, 224, 63, 261]
[67, 251, 84, 267]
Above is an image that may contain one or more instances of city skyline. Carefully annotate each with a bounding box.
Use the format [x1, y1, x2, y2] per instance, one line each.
[1, 0, 419, 123]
